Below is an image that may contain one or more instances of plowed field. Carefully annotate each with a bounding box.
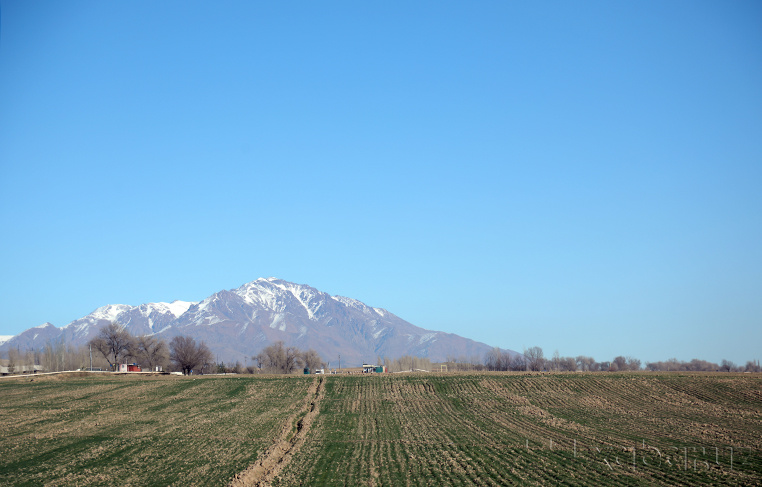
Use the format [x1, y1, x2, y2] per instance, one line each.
[1, 372, 760, 486]
[0, 373, 313, 486]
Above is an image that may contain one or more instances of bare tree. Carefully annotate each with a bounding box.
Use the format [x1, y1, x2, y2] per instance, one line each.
[484, 348, 522, 371]
[135, 335, 168, 371]
[626, 356, 641, 371]
[575, 356, 595, 372]
[559, 356, 577, 371]
[524, 346, 545, 371]
[551, 350, 561, 372]
[508, 353, 527, 371]
[253, 341, 302, 374]
[720, 359, 737, 372]
[7, 348, 18, 373]
[745, 360, 761, 373]
[646, 358, 719, 372]
[170, 336, 212, 375]
[301, 349, 324, 370]
[484, 347, 504, 371]
[89, 322, 135, 370]
[43, 338, 64, 372]
[612, 356, 628, 372]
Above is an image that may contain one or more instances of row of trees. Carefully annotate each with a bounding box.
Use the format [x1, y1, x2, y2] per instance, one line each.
[5, 324, 757, 376]
[381, 355, 433, 373]
[6, 338, 102, 373]
[483, 346, 756, 373]
[3, 326, 326, 376]
[645, 358, 761, 373]
[484, 347, 577, 371]
[88, 322, 211, 374]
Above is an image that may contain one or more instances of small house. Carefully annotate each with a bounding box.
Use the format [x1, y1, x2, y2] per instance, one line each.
[118, 363, 142, 372]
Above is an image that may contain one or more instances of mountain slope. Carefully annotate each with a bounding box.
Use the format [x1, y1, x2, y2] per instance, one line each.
[0, 278, 502, 365]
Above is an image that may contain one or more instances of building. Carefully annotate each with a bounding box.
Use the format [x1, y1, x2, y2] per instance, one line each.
[362, 364, 386, 373]
[0, 364, 43, 375]
[118, 363, 142, 372]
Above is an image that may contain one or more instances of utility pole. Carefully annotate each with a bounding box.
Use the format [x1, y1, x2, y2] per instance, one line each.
[338, 354, 341, 373]
[90, 344, 92, 371]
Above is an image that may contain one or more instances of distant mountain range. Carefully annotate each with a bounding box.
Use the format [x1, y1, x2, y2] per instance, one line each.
[0, 278, 503, 366]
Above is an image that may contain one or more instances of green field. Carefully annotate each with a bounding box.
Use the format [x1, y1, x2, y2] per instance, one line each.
[1, 372, 760, 486]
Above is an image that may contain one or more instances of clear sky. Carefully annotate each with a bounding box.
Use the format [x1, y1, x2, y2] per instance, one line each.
[1, 1, 760, 365]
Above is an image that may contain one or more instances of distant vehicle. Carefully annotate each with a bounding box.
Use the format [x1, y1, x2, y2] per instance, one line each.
[315, 368, 325, 374]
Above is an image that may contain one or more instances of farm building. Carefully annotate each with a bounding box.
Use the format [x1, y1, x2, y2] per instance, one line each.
[118, 363, 142, 372]
[0, 364, 44, 375]
[362, 364, 386, 373]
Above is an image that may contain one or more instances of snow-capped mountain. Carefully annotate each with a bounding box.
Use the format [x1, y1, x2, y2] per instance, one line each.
[0, 278, 498, 365]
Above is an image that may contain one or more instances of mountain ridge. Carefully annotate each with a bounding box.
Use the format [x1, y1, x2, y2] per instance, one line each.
[0, 278, 504, 366]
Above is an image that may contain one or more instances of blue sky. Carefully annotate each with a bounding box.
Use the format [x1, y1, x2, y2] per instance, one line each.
[1, 1, 760, 365]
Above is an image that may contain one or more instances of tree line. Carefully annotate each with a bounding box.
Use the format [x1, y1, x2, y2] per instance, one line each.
[482, 346, 759, 373]
[3, 324, 758, 375]
[87, 322, 213, 374]
[0, 322, 222, 375]
[2, 325, 328, 376]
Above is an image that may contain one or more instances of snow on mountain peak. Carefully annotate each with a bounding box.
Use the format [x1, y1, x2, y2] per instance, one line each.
[236, 278, 325, 320]
[1, 277, 498, 365]
[331, 295, 377, 315]
[91, 304, 133, 322]
[166, 300, 195, 317]
[141, 300, 196, 318]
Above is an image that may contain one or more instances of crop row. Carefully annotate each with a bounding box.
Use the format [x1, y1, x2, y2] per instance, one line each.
[1, 372, 759, 486]
[281, 373, 762, 486]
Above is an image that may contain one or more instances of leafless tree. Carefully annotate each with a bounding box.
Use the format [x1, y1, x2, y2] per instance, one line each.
[43, 338, 64, 372]
[720, 359, 737, 372]
[626, 356, 641, 371]
[551, 350, 561, 372]
[646, 358, 719, 372]
[508, 353, 527, 371]
[559, 356, 577, 371]
[575, 356, 596, 372]
[485, 348, 522, 371]
[484, 347, 504, 371]
[612, 356, 628, 372]
[687, 359, 716, 371]
[744, 360, 761, 373]
[88, 322, 135, 370]
[135, 335, 168, 371]
[253, 341, 302, 374]
[170, 335, 212, 375]
[524, 346, 545, 371]
[301, 349, 324, 370]
[387, 355, 432, 373]
[7, 348, 18, 373]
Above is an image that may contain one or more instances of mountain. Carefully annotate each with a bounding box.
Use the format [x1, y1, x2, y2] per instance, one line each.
[0, 278, 503, 366]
